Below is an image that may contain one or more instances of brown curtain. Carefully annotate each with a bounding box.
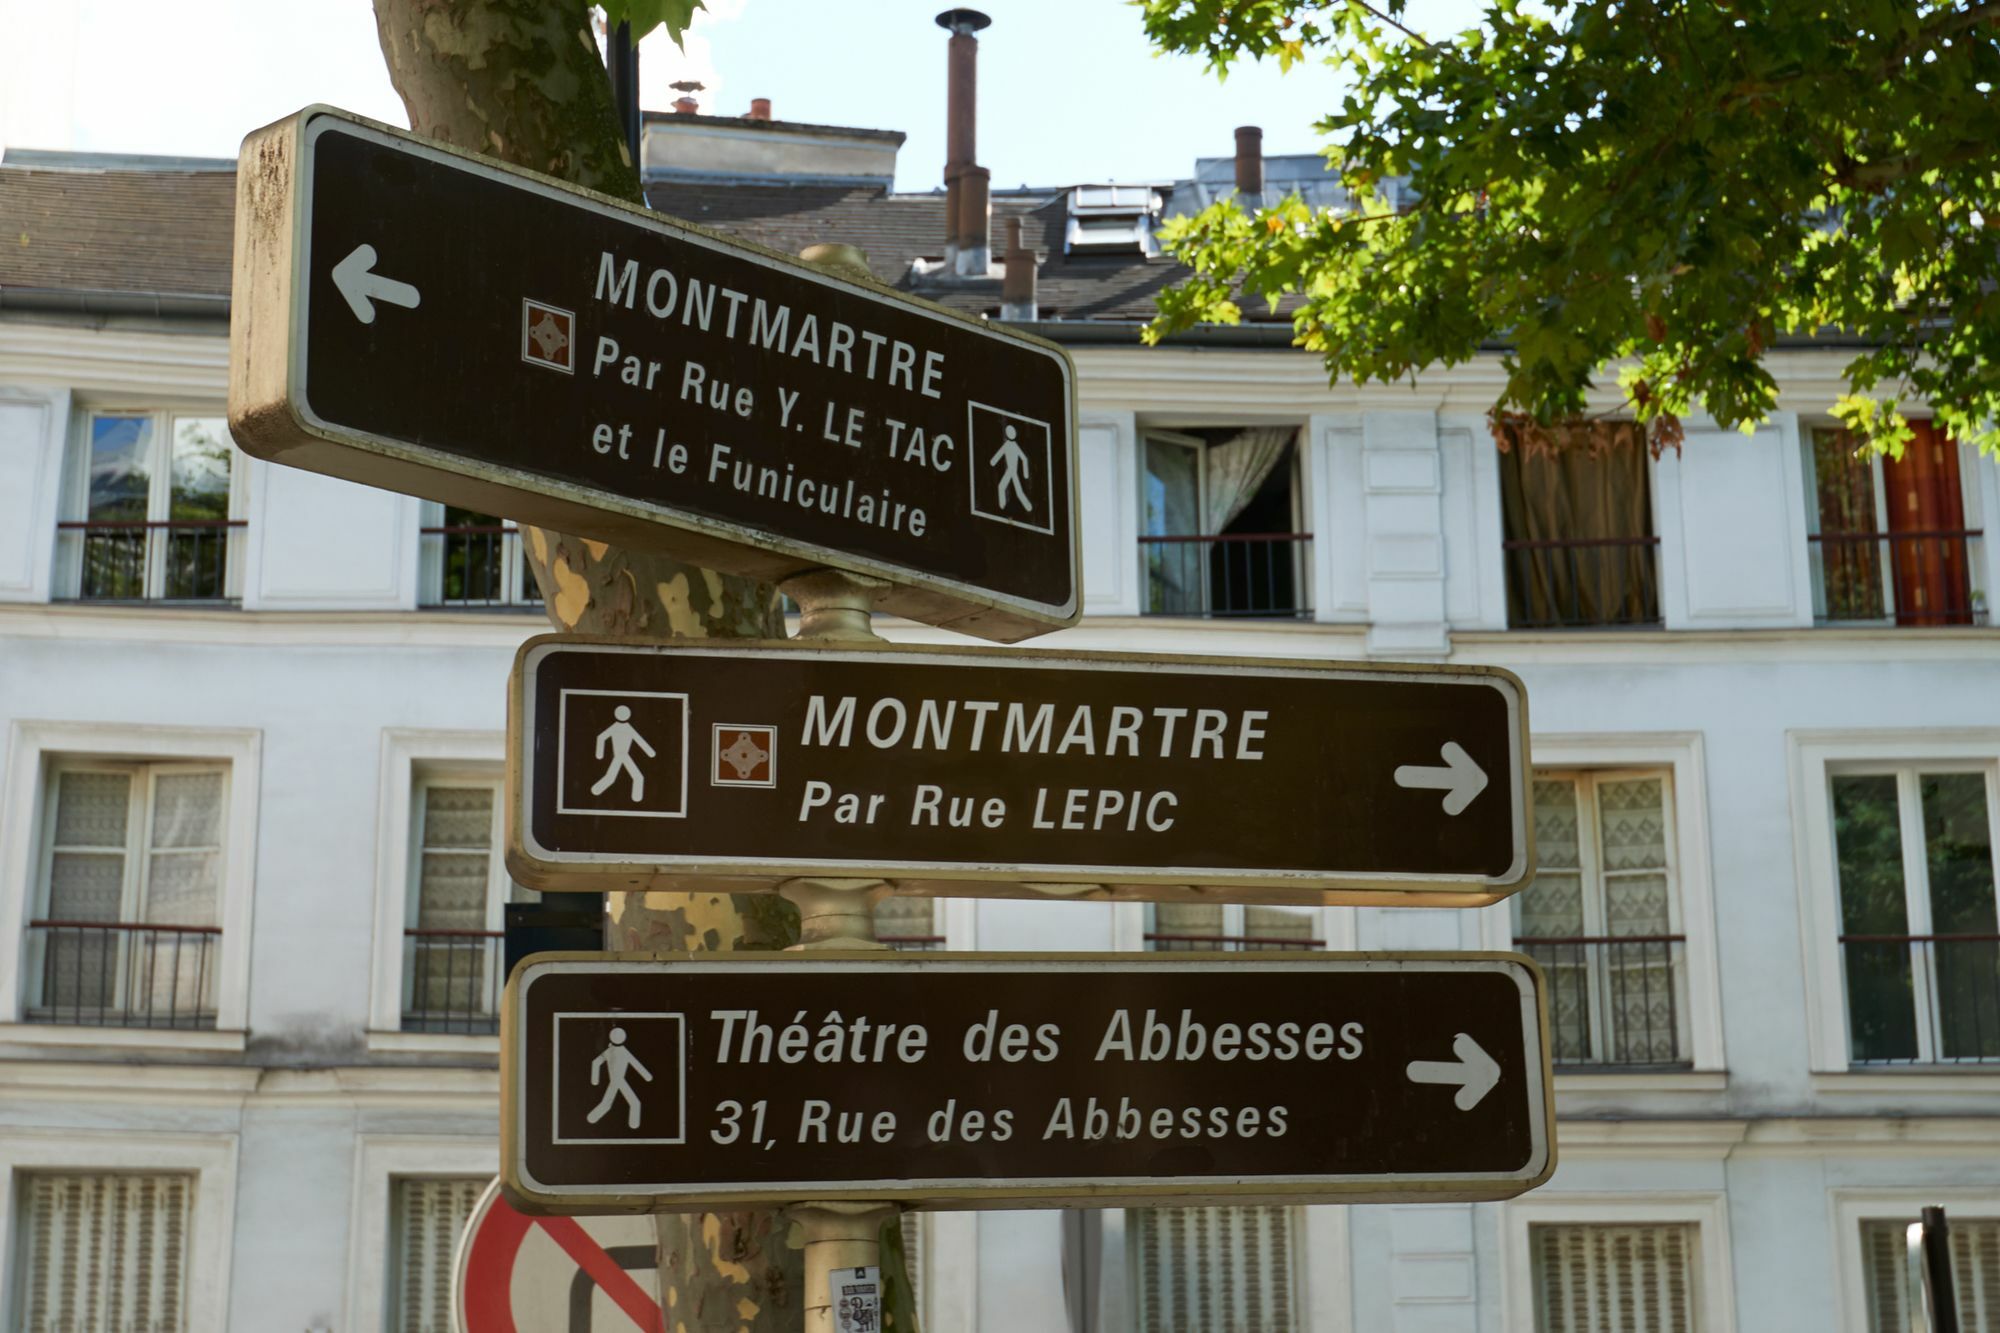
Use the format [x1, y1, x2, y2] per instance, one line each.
[1884, 420, 1972, 625]
[1498, 423, 1659, 628]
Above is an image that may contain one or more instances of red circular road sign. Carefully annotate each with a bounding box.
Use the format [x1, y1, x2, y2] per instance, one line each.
[452, 1178, 664, 1333]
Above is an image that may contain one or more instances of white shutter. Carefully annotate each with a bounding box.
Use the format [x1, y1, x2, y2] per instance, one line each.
[874, 894, 938, 948]
[16, 1171, 194, 1333]
[40, 770, 133, 1015]
[391, 1177, 487, 1333]
[140, 768, 224, 1020]
[410, 785, 499, 1023]
[1529, 1222, 1696, 1333]
[1132, 1205, 1296, 1333]
[898, 1211, 924, 1308]
[1862, 1217, 2000, 1332]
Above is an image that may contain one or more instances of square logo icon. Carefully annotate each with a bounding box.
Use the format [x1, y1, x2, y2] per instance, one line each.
[711, 723, 777, 788]
[522, 298, 576, 373]
[551, 1011, 686, 1145]
[966, 402, 1055, 535]
[556, 689, 689, 818]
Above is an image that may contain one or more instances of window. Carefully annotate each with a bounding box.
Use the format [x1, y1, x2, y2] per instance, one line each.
[875, 896, 943, 951]
[1860, 1217, 2000, 1332]
[56, 411, 244, 602]
[1146, 901, 1322, 952]
[418, 502, 540, 608]
[25, 763, 225, 1029]
[1529, 1222, 1699, 1332]
[387, 1177, 486, 1333]
[1498, 427, 1660, 629]
[13, 1171, 195, 1331]
[1514, 771, 1689, 1067]
[1131, 1205, 1297, 1333]
[1805, 424, 1986, 626]
[1141, 428, 1309, 620]
[404, 779, 529, 1034]
[1832, 765, 1999, 1064]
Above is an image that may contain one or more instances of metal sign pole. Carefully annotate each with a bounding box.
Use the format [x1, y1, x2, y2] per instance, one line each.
[779, 565, 898, 1333]
[1907, 1206, 1960, 1333]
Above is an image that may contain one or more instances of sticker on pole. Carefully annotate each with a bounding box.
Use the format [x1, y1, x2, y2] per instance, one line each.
[452, 1177, 663, 1332]
[832, 1266, 882, 1333]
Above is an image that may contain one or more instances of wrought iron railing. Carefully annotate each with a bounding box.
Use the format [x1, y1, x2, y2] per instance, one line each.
[1139, 533, 1313, 619]
[1516, 934, 1689, 1066]
[1503, 534, 1662, 629]
[880, 934, 947, 952]
[55, 519, 243, 602]
[1146, 933, 1323, 953]
[419, 524, 541, 609]
[403, 928, 505, 1034]
[1841, 932, 2000, 1064]
[24, 920, 220, 1029]
[1808, 528, 1986, 625]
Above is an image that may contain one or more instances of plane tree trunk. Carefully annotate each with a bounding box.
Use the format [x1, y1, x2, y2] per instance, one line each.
[368, 2, 804, 1326]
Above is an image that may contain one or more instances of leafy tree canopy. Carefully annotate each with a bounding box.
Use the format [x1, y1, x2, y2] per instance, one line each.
[1138, 0, 2000, 455]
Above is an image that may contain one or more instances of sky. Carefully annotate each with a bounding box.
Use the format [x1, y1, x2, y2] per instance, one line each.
[0, 0, 1480, 194]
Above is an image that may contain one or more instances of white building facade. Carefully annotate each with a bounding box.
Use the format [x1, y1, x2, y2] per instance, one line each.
[3, 134, 2000, 1332]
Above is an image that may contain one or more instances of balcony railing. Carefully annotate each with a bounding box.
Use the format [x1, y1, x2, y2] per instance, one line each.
[1841, 932, 2000, 1064]
[403, 928, 504, 1034]
[24, 920, 220, 1029]
[1503, 535, 1662, 630]
[1517, 935, 1689, 1067]
[1809, 528, 1986, 625]
[880, 934, 947, 952]
[1140, 533, 1312, 620]
[419, 524, 541, 609]
[1146, 933, 1323, 953]
[55, 519, 244, 603]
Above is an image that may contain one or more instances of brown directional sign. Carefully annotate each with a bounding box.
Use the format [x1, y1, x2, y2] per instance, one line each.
[506, 636, 1533, 906]
[228, 106, 1078, 642]
[501, 952, 1554, 1212]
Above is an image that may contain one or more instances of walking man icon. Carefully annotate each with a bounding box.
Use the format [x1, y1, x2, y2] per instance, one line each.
[586, 1026, 653, 1130]
[990, 423, 1034, 514]
[590, 705, 656, 802]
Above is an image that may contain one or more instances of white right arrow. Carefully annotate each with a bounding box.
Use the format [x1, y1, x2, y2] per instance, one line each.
[1406, 1032, 1503, 1111]
[331, 243, 421, 324]
[1394, 741, 1489, 816]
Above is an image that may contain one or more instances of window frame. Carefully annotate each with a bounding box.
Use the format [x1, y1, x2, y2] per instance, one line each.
[1115, 902, 1357, 953]
[400, 770, 518, 1032]
[415, 500, 540, 609]
[1136, 425, 1312, 620]
[340, 1136, 497, 1333]
[1791, 729, 2000, 1073]
[1825, 758, 1999, 1066]
[1513, 765, 1692, 1067]
[1499, 1194, 1735, 1333]
[1830, 1188, 2000, 1333]
[0, 721, 258, 1045]
[1481, 733, 1725, 1076]
[57, 406, 248, 602]
[26, 759, 230, 1024]
[0, 1127, 237, 1331]
[368, 731, 511, 1051]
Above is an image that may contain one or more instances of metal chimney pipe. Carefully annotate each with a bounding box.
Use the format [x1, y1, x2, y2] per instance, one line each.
[1235, 125, 1264, 196]
[936, 9, 991, 262]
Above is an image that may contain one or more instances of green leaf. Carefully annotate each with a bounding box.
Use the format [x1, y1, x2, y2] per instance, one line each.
[600, 0, 704, 49]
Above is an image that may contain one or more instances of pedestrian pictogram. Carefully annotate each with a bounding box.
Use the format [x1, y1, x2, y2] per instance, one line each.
[554, 688, 688, 819]
[711, 724, 777, 788]
[520, 298, 574, 373]
[586, 1027, 653, 1129]
[968, 402, 1055, 534]
[590, 706, 655, 803]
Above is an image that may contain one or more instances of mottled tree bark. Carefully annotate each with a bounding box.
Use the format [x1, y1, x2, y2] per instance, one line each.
[368, 3, 807, 1326]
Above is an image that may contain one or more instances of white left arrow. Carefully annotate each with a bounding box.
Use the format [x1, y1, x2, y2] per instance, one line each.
[331, 243, 421, 324]
[1394, 740, 1489, 816]
[1406, 1032, 1503, 1111]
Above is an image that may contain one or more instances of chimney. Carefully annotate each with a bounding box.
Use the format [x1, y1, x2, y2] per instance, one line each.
[747, 97, 772, 121]
[1000, 216, 1037, 321]
[936, 8, 992, 274]
[1234, 125, 1264, 197]
[670, 80, 703, 116]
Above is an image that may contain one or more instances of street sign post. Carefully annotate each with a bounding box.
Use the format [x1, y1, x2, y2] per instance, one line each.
[229, 105, 1079, 642]
[506, 636, 1533, 905]
[500, 952, 1554, 1212]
